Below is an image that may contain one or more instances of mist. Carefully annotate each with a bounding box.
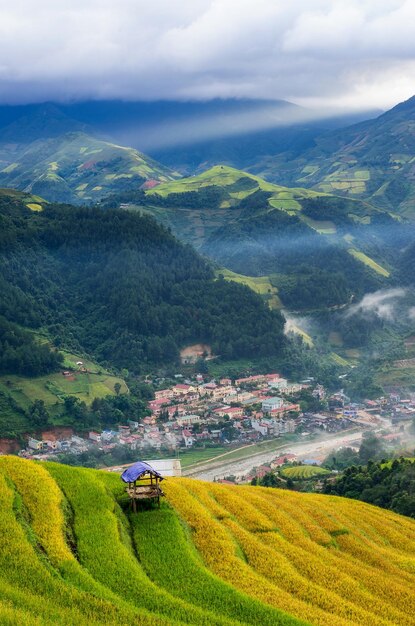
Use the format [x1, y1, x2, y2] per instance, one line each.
[283, 312, 315, 339]
[113, 102, 372, 152]
[346, 288, 408, 321]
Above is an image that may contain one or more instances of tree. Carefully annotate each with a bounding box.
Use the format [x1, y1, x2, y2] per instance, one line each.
[359, 432, 385, 464]
[29, 400, 50, 430]
[114, 382, 122, 396]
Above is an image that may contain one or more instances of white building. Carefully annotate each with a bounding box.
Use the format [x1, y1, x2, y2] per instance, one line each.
[262, 397, 284, 413]
[146, 458, 182, 477]
[176, 414, 202, 427]
[269, 378, 288, 390]
[88, 431, 101, 443]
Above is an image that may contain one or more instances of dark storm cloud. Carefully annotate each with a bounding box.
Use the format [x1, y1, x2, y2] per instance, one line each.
[0, 0, 414, 108]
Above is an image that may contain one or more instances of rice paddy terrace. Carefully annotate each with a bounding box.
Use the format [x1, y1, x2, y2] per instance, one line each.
[0, 456, 414, 626]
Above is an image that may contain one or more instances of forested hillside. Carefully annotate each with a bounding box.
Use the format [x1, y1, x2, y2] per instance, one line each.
[109, 166, 413, 312]
[0, 190, 286, 374]
[323, 458, 415, 518]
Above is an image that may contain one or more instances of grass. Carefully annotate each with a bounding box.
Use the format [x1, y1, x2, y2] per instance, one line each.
[347, 249, 390, 277]
[163, 479, 415, 626]
[0, 458, 414, 625]
[146, 165, 325, 209]
[179, 447, 227, 468]
[47, 463, 230, 626]
[0, 368, 127, 412]
[0, 459, 163, 626]
[26, 202, 43, 211]
[354, 170, 370, 181]
[184, 437, 302, 473]
[300, 215, 336, 234]
[376, 365, 415, 389]
[284, 319, 314, 346]
[280, 466, 330, 480]
[269, 197, 302, 211]
[129, 503, 300, 626]
[330, 352, 350, 367]
[217, 269, 281, 309]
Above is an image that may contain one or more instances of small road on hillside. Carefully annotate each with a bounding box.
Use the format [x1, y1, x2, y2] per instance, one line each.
[184, 429, 366, 482]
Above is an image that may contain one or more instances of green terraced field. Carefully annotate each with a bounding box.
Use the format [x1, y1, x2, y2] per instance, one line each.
[147, 165, 326, 210]
[347, 249, 390, 277]
[0, 368, 127, 412]
[217, 269, 281, 309]
[280, 466, 331, 480]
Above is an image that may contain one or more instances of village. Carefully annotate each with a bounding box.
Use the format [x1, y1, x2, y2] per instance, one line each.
[18, 369, 415, 466]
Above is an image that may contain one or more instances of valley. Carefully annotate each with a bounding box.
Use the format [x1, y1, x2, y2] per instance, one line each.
[2, 6, 415, 626]
[184, 428, 366, 481]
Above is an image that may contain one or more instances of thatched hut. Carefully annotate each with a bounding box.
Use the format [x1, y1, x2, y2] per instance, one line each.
[121, 461, 164, 511]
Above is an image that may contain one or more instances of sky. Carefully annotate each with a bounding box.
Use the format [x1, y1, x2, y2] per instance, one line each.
[1, 0, 415, 109]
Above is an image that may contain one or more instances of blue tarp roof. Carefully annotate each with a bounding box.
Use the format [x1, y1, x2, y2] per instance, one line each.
[121, 461, 164, 483]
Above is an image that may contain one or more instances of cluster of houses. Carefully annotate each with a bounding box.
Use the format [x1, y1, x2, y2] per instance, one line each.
[364, 394, 415, 424]
[20, 372, 307, 459]
[142, 373, 304, 449]
[21, 372, 412, 462]
[328, 390, 415, 426]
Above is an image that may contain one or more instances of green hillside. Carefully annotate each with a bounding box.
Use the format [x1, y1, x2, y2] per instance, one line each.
[0, 131, 179, 204]
[0, 457, 414, 625]
[256, 96, 415, 218]
[0, 189, 285, 371]
[280, 465, 330, 480]
[0, 349, 128, 438]
[132, 165, 408, 313]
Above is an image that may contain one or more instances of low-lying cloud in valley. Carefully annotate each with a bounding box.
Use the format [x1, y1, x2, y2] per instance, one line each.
[346, 288, 408, 321]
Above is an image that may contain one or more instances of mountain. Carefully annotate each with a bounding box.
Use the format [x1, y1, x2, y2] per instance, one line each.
[258, 95, 415, 218]
[0, 99, 380, 177]
[0, 103, 89, 143]
[0, 105, 179, 203]
[0, 457, 414, 625]
[108, 165, 411, 312]
[0, 99, 384, 205]
[0, 189, 286, 373]
[55, 99, 381, 176]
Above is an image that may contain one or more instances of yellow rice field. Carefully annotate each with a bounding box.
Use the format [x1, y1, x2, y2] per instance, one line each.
[0, 457, 414, 626]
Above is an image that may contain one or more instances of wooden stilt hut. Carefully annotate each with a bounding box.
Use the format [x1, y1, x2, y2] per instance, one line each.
[121, 461, 165, 512]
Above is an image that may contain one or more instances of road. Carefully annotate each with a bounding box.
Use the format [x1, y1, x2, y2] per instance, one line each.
[185, 429, 366, 482]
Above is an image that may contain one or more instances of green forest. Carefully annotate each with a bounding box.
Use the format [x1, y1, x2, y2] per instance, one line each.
[323, 457, 415, 518]
[0, 193, 286, 376]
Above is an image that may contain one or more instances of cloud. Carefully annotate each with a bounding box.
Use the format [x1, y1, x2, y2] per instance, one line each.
[346, 288, 407, 321]
[0, 0, 414, 108]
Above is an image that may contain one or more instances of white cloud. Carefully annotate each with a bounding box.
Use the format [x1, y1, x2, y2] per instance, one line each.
[0, 0, 414, 107]
[347, 288, 407, 321]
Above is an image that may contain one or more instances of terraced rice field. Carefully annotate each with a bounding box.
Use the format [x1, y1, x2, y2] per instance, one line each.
[347, 249, 390, 277]
[217, 269, 281, 309]
[0, 457, 414, 625]
[280, 466, 330, 480]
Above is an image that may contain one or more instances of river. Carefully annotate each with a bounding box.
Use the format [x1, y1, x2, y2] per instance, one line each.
[185, 429, 366, 482]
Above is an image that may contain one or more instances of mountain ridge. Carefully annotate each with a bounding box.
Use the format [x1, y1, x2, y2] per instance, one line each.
[0, 128, 179, 203]
[256, 94, 415, 217]
[110, 165, 403, 313]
